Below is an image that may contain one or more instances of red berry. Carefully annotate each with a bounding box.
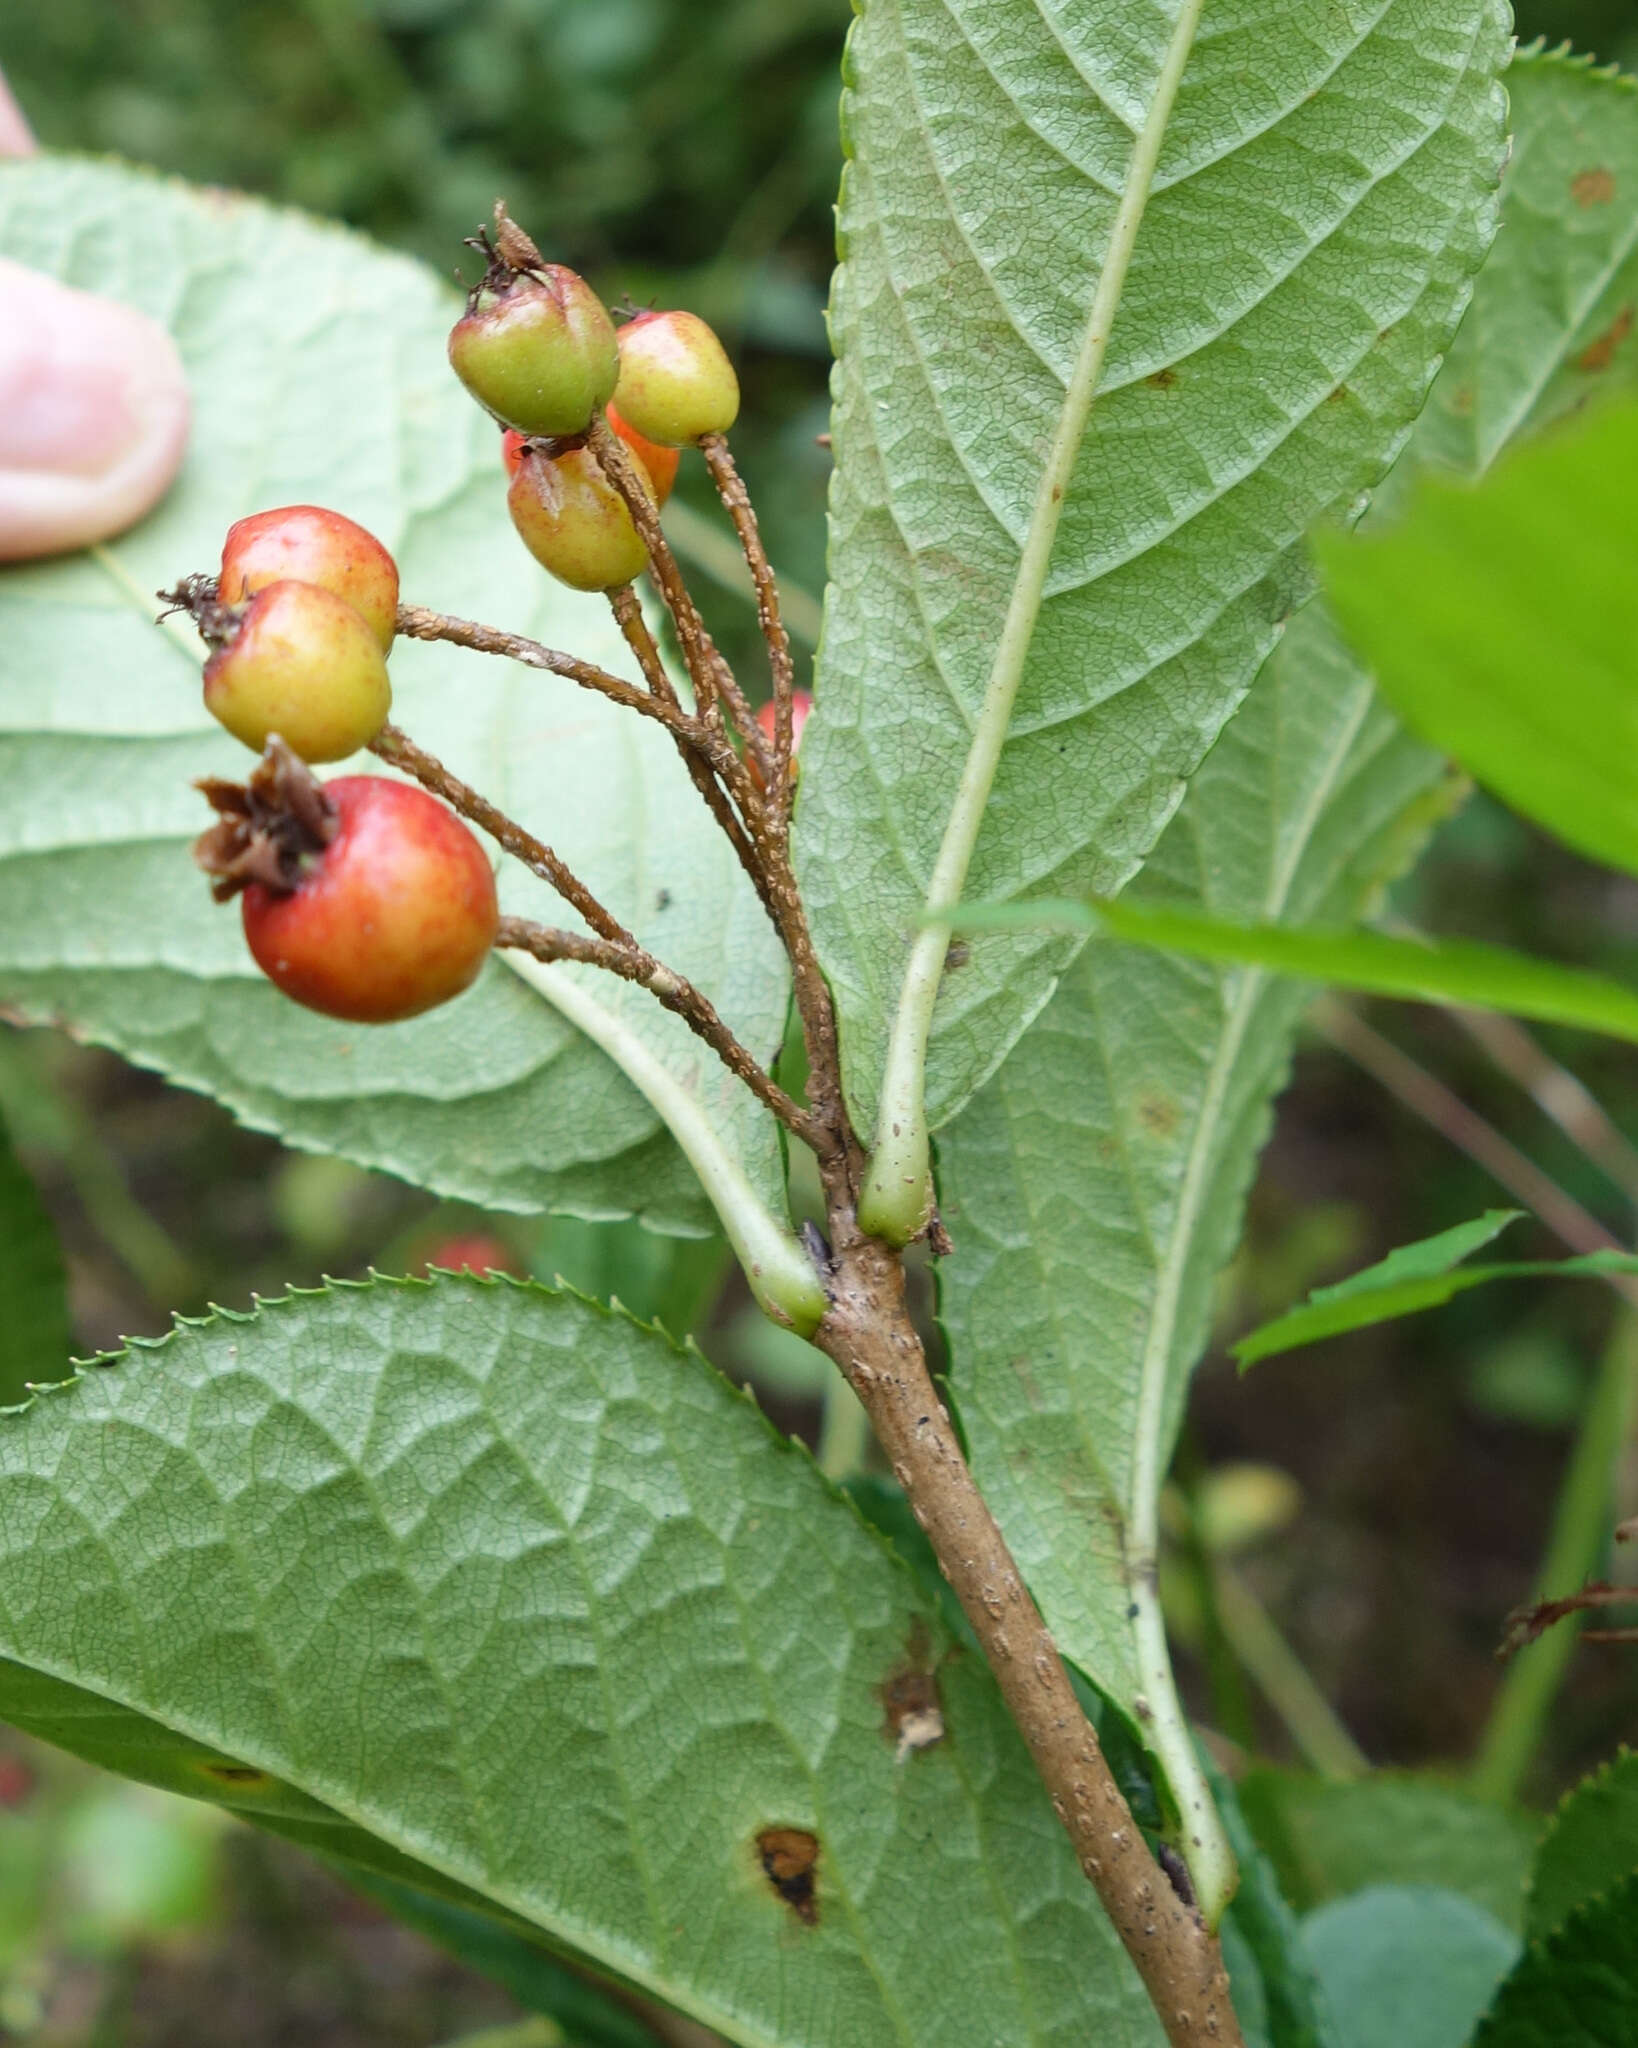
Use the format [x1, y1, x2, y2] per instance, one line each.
[203, 580, 391, 764]
[613, 309, 739, 446]
[415, 1232, 525, 1278]
[242, 778, 499, 1023]
[607, 402, 680, 506]
[449, 218, 618, 437]
[749, 689, 813, 793]
[219, 506, 399, 651]
[507, 442, 651, 592]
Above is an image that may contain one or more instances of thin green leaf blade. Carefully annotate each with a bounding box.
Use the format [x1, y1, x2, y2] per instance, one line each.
[1237, 1240, 1638, 1365]
[0, 1110, 69, 1403]
[934, 47, 1638, 1889]
[0, 1278, 1164, 2048]
[1526, 1750, 1638, 1941]
[798, 0, 1510, 1134]
[1318, 396, 1638, 880]
[0, 156, 789, 1239]
[941, 900, 1638, 1050]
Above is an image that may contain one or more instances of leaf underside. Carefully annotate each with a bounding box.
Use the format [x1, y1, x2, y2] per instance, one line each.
[799, 0, 1511, 1137]
[934, 46, 1638, 1746]
[0, 158, 790, 1238]
[0, 1279, 1163, 2048]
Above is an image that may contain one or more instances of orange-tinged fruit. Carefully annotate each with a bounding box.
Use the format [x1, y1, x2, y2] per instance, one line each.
[450, 263, 618, 437]
[242, 778, 498, 1023]
[613, 309, 739, 445]
[219, 505, 399, 650]
[507, 442, 652, 591]
[203, 581, 390, 764]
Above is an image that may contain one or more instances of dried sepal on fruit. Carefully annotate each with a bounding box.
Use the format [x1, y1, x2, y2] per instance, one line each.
[613, 308, 739, 446]
[507, 440, 652, 592]
[218, 504, 400, 651]
[449, 204, 619, 437]
[196, 740, 499, 1024]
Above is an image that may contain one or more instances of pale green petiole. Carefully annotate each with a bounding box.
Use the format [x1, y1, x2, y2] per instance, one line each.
[502, 953, 827, 1336]
[859, 0, 1210, 1249]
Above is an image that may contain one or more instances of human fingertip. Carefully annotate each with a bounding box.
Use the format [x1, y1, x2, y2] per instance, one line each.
[0, 260, 190, 563]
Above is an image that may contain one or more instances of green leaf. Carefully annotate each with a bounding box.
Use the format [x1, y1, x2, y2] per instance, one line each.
[0, 1109, 69, 1404]
[1236, 1222, 1638, 1366]
[1238, 1771, 1539, 1935]
[932, 47, 1638, 1905]
[1299, 1886, 1519, 2048]
[797, 0, 1509, 1136]
[1319, 394, 1638, 881]
[1527, 1750, 1638, 1941]
[0, 1277, 1165, 2048]
[1472, 1869, 1638, 2048]
[940, 900, 1638, 1051]
[0, 156, 790, 1244]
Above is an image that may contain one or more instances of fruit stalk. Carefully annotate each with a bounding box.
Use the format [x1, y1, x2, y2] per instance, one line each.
[495, 914, 823, 1148]
[698, 431, 797, 818]
[585, 415, 773, 786]
[605, 583, 776, 918]
[370, 723, 633, 948]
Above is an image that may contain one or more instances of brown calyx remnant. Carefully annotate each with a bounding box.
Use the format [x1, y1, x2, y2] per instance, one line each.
[755, 1827, 820, 1925]
[157, 573, 245, 652]
[463, 199, 548, 306]
[192, 736, 336, 902]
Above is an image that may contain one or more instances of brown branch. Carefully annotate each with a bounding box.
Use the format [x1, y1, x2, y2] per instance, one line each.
[394, 601, 694, 742]
[813, 1225, 1241, 2048]
[606, 580, 680, 707]
[606, 584, 775, 919]
[370, 723, 633, 949]
[699, 431, 796, 821]
[585, 416, 774, 785]
[1312, 997, 1638, 1304]
[495, 916, 824, 1149]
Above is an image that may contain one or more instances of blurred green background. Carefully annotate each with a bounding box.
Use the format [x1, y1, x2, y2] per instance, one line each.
[5, 0, 1638, 2040]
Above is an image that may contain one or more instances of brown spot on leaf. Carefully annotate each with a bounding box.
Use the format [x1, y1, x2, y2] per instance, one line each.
[880, 1622, 947, 1762]
[1449, 383, 1475, 417]
[756, 1827, 819, 1924]
[199, 1761, 270, 1788]
[1326, 383, 1350, 405]
[1573, 167, 1616, 208]
[1578, 304, 1634, 373]
[1146, 368, 1178, 390]
[1137, 1091, 1180, 1138]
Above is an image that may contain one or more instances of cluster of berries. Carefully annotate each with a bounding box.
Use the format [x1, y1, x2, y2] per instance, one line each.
[175, 205, 788, 1034]
[446, 209, 738, 592]
[181, 504, 498, 1026]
